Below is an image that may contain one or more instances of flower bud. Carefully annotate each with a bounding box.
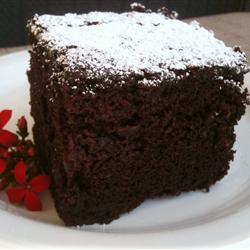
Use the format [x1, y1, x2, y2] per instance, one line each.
[18, 116, 27, 130]
[27, 147, 35, 157]
[2, 151, 11, 158]
[16, 145, 25, 153]
[17, 116, 28, 137]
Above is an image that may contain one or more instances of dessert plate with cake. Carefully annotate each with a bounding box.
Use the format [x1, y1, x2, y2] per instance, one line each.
[0, 3, 250, 248]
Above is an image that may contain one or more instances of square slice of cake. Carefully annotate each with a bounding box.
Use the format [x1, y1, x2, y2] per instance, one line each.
[27, 6, 249, 225]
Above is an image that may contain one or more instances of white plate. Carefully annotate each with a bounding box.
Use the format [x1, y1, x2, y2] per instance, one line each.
[0, 51, 250, 248]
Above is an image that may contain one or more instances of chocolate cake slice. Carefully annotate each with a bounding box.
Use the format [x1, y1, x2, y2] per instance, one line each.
[27, 5, 249, 226]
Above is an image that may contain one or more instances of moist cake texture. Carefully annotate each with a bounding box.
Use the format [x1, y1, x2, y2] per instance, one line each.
[27, 4, 249, 226]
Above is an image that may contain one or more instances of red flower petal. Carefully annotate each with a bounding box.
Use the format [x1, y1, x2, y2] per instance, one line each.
[0, 159, 6, 174]
[30, 175, 51, 193]
[0, 110, 12, 129]
[24, 190, 42, 211]
[6, 187, 25, 203]
[13, 161, 26, 185]
[0, 129, 18, 147]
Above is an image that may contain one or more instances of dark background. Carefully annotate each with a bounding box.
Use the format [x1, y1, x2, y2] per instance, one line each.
[1, 0, 250, 47]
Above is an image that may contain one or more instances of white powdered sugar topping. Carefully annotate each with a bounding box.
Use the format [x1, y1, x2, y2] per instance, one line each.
[29, 12, 248, 79]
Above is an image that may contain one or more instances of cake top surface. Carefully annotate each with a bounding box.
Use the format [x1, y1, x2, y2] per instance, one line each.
[28, 9, 249, 80]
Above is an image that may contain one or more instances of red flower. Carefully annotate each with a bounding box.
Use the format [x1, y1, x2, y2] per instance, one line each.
[0, 110, 18, 147]
[6, 161, 50, 211]
[0, 159, 6, 174]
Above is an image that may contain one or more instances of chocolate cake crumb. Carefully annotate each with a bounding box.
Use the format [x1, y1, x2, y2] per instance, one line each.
[157, 6, 178, 19]
[130, 2, 147, 12]
[233, 46, 243, 53]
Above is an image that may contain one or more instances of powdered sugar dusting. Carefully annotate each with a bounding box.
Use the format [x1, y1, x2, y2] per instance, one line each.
[28, 12, 248, 80]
